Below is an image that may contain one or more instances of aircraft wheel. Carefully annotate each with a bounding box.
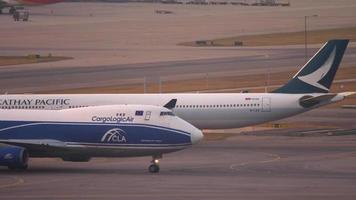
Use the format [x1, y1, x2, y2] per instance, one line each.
[148, 164, 160, 173]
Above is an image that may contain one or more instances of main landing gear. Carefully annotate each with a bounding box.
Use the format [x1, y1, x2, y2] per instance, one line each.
[148, 155, 161, 173]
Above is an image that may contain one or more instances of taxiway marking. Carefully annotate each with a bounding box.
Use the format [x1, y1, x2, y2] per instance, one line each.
[229, 152, 281, 171]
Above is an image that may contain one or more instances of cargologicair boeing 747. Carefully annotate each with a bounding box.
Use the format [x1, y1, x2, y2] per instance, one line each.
[0, 104, 203, 172]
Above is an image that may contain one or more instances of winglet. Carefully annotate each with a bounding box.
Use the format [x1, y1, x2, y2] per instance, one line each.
[164, 99, 177, 109]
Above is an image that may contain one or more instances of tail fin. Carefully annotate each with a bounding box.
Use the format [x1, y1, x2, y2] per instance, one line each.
[272, 39, 349, 94]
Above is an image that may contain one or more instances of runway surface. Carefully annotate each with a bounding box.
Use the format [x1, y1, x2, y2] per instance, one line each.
[0, 1, 356, 93]
[0, 46, 355, 93]
[0, 130, 356, 200]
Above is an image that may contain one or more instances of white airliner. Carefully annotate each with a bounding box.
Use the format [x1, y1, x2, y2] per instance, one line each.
[0, 40, 353, 129]
[0, 104, 203, 172]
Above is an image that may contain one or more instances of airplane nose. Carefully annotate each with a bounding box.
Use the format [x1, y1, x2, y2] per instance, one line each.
[191, 128, 204, 144]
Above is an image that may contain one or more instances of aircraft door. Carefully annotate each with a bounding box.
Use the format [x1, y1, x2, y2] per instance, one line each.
[262, 97, 271, 112]
[145, 111, 151, 120]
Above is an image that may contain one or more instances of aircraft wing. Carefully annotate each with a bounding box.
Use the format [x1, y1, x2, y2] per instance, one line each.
[300, 94, 337, 107]
[0, 139, 67, 150]
[300, 92, 356, 108]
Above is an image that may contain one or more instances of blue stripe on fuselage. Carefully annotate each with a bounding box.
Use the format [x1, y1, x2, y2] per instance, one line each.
[0, 121, 191, 145]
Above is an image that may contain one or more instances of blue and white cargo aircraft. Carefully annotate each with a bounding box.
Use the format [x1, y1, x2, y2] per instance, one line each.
[0, 104, 203, 172]
[0, 40, 353, 130]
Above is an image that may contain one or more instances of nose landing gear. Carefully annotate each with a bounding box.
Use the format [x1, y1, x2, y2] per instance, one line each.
[148, 155, 161, 173]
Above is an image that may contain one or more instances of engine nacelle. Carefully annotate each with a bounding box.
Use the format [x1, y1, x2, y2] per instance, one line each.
[0, 146, 28, 169]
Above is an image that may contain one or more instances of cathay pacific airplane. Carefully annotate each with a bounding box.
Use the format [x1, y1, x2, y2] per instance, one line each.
[0, 40, 354, 129]
[0, 104, 203, 172]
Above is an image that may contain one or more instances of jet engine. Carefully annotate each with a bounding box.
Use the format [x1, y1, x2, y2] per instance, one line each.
[0, 146, 28, 169]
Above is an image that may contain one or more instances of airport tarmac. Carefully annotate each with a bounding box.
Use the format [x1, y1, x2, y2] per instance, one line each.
[0, 129, 356, 200]
[1, 1, 356, 67]
[0, 1, 356, 93]
[0, 46, 355, 93]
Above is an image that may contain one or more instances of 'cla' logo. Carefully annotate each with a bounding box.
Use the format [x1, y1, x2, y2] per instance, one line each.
[4, 153, 13, 160]
[101, 128, 127, 143]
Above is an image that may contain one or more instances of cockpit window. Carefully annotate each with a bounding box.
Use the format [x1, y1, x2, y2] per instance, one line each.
[160, 111, 175, 116]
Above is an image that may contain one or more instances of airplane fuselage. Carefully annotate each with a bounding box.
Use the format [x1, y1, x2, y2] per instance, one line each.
[0, 105, 203, 158]
[0, 93, 341, 129]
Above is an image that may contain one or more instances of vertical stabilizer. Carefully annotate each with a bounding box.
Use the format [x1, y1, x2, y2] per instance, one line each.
[273, 39, 349, 94]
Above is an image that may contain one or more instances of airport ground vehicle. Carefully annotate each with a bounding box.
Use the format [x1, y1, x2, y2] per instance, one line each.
[12, 8, 29, 21]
